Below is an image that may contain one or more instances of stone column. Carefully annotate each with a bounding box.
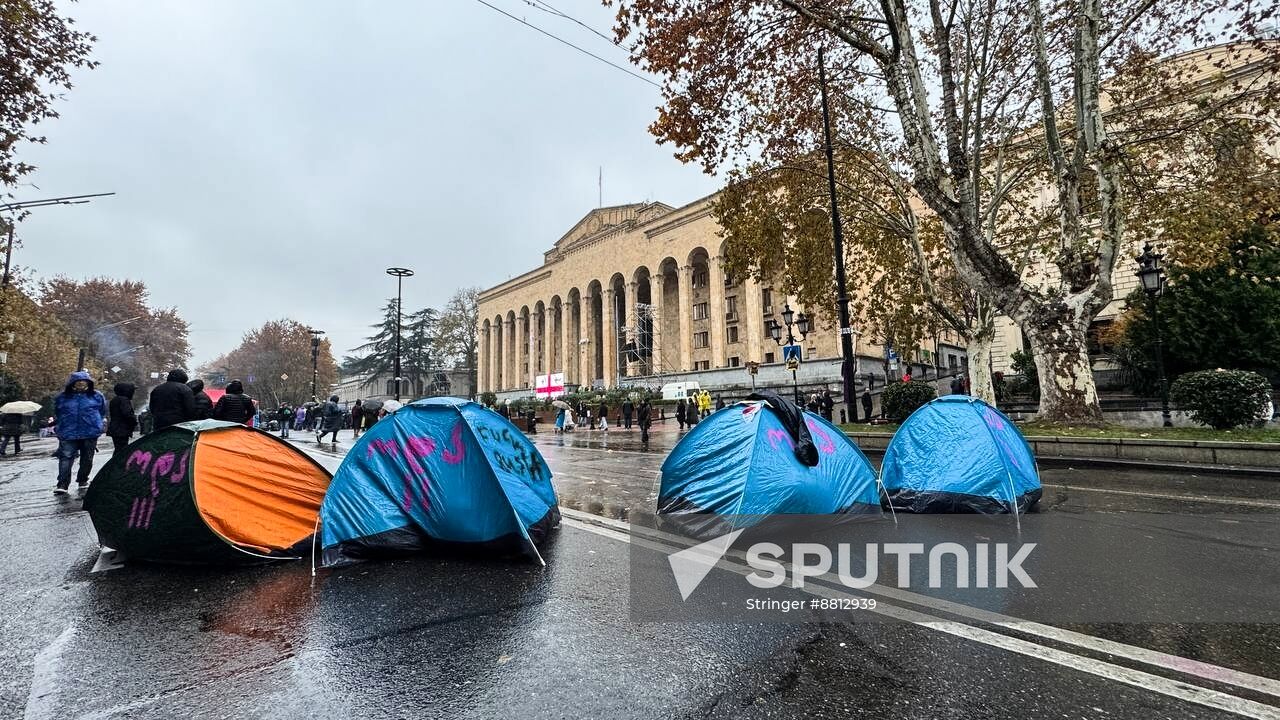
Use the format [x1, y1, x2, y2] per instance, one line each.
[542, 309, 553, 384]
[624, 281, 638, 377]
[504, 318, 515, 390]
[650, 274, 665, 374]
[514, 314, 526, 390]
[560, 302, 572, 385]
[477, 326, 487, 394]
[582, 295, 596, 387]
[709, 256, 726, 367]
[743, 277, 764, 363]
[678, 265, 693, 372]
[602, 287, 617, 388]
[527, 314, 537, 390]
[490, 322, 500, 392]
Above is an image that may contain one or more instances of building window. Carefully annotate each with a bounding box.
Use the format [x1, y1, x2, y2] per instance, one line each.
[764, 352, 775, 364]
[808, 347, 817, 359]
[727, 326, 739, 344]
[725, 295, 738, 322]
[693, 302, 709, 321]
[728, 356, 740, 367]
[692, 270, 708, 288]
[693, 331, 709, 349]
[761, 288, 773, 314]
[694, 360, 711, 371]
[948, 354, 958, 369]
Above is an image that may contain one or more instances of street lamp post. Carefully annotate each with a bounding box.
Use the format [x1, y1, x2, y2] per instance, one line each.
[768, 302, 811, 406]
[386, 267, 414, 401]
[308, 328, 324, 402]
[818, 47, 859, 428]
[1135, 243, 1173, 428]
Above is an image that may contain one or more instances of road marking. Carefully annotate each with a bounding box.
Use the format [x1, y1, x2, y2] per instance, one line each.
[561, 515, 1280, 718]
[1049, 484, 1280, 509]
[24, 623, 76, 720]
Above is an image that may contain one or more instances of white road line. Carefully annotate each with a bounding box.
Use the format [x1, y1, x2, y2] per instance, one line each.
[24, 623, 76, 720]
[560, 516, 1280, 718]
[1049, 484, 1280, 509]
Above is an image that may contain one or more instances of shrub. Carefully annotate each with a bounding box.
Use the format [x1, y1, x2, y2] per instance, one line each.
[479, 391, 497, 408]
[881, 380, 937, 423]
[1169, 369, 1271, 430]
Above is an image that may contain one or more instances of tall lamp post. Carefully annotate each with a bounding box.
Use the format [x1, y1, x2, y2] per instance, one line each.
[308, 328, 324, 402]
[1135, 243, 1173, 427]
[818, 47, 859, 427]
[768, 302, 811, 405]
[386, 267, 414, 401]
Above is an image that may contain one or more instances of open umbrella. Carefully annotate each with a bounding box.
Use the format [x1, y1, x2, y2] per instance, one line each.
[0, 401, 43, 415]
[551, 400, 571, 410]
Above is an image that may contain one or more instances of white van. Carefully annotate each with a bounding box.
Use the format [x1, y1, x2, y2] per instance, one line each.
[660, 381, 702, 401]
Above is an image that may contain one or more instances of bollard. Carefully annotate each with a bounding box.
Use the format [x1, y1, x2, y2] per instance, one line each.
[839, 409, 846, 424]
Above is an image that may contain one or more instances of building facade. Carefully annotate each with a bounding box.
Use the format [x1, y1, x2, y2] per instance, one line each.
[476, 198, 967, 399]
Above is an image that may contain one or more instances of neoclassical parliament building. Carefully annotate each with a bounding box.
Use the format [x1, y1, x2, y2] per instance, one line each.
[475, 196, 969, 399]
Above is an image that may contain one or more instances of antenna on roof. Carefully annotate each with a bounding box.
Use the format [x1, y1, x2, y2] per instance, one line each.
[598, 166, 603, 208]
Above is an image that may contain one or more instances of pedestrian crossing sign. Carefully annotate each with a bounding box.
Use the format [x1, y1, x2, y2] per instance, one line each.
[783, 344, 802, 370]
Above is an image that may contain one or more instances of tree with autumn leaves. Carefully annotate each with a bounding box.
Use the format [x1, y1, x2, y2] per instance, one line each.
[611, 0, 1280, 422]
[204, 320, 339, 407]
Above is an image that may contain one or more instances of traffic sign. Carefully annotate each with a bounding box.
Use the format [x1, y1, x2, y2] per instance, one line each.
[745, 361, 759, 376]
[280, 373, 289, 380]
[783, 344, 802, 371]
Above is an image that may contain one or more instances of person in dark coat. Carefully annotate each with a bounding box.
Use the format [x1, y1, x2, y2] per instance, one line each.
[188, 379, 213, 420]
[596, 399, 609, 431]
[351, 399, 364, 438]
[362, 401, 380, 430]
[637, 398, 652, 444]
[675, 399, 687, 430]
[0, 412, 24, 456]
[950, 375, 965, 395]
[107, 383, 138, 457]
[621, 398, 634, 430]
[212, 380, 255, 424]
[53, 370, 107, 494]
[861, 388, 874, 423]
[316, 395, 343, 443]
[819, 390, 834, 422]
[277, 404, 293, 438]
[715, 396, 726, 411]
[149, 369, 195, 430]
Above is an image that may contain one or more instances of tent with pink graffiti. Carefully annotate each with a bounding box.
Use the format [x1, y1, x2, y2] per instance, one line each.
[319, 397, 559, 567]
[658, 393, 881, 539]
[83, 420, 331, 563]
[880, 395, 1041, 513]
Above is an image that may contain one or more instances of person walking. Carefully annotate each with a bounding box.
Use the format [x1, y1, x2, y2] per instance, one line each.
[188, 379, 213, 420]
[638, 398, 652, 444]
[277, 403, 293, 438]
[107, 383, 138, 457]
[53, 370, 107, 495]
[621, 398, 634, 430]
[806, 393, 821, 414]
[554, 406, 566, 433]
[294, 405, 306, 431]
[950, 375, 965, 395]
[861, 388, 874, 423]
[675, 399, 687, 431]
[596, 399, 609, 432]
[149, 369, 195, 431]
[350, 400, 364, 438]
[212, 380, 255, 425]
[715, 396, 725, 412]
[819, 390, 834, 422]
[0, 411, 24, 456]
[316, 395, 343, 443]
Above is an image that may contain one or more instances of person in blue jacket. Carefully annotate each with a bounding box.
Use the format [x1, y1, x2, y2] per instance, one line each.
[53, 370, 107, 495]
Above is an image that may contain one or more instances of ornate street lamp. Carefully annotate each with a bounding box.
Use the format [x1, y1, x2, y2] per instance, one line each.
[769, 302, 811, 404]
[386, 267, 415, 401]
[1135, 243, 1172, 427]
[308, 328, 325, 402]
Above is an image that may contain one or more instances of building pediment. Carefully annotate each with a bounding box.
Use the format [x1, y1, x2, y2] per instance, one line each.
[550, 202, 676, 255]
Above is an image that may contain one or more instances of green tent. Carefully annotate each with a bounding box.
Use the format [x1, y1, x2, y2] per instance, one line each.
[84, 420, 331, 564]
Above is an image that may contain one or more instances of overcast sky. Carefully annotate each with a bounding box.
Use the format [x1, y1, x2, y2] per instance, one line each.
[16, 0, 719, 367]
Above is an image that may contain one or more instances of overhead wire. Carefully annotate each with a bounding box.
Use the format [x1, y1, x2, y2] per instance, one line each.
[469, 0, 661, 88]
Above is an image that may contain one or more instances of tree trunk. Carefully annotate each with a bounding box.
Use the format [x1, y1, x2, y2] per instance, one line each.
[1024, 313, 1102, 423]
[966, 331, 996, 406]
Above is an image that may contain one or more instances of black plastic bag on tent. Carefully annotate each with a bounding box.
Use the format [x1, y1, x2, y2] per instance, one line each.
[746, 390, 819, 467]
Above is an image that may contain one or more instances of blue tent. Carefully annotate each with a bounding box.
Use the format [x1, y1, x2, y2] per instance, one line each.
[320, 397, 559, 566]
[881, 395, 1041, 513]
[658, 400, 881, 534]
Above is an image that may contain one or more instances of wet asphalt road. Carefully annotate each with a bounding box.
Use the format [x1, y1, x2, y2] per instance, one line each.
[0, 424, 1277, 719]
